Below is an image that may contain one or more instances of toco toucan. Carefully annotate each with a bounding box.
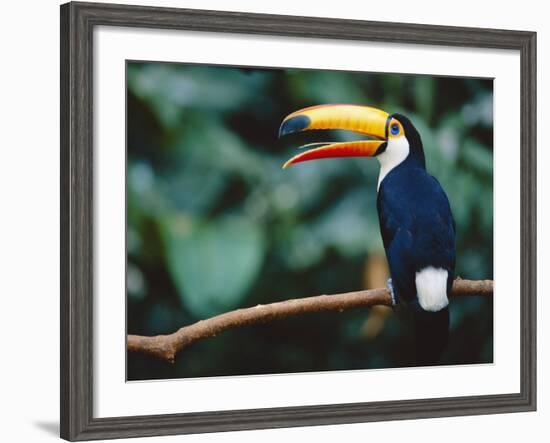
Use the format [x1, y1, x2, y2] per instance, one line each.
[279, 104, 456, 365]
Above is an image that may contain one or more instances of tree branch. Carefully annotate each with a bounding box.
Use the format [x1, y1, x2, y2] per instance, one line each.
[127, 278, 493, 363]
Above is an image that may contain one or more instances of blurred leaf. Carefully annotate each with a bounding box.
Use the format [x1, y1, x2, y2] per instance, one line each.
[177, 114, 267, 180]
[288, 71, 366, 104]
[446, 171, 476, 229]
[314, 189, 383, 255]
[128, 64, 268, 128]
[162, 215, 266, 317]
[461, 138, 493, 175]
[461, 92, 493, 127]
[127, 262, 147, 300]
[413, 76, 435, 122]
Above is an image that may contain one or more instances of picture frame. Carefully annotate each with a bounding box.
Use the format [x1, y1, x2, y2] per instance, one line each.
[60, 1, 536, 441]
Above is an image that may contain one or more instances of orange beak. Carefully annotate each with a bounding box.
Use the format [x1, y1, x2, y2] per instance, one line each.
[278, 104, 391, 169]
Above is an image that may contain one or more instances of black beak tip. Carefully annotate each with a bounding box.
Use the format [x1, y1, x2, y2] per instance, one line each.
[278, 115, 311, 138]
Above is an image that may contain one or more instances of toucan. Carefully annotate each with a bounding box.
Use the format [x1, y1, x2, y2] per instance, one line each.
[279, 104, 456, 365]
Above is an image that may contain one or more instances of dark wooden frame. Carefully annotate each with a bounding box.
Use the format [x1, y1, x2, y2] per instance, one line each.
[60, 1, 537, 440]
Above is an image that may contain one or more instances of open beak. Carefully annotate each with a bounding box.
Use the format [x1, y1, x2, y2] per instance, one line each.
[278, 104, 390, 169]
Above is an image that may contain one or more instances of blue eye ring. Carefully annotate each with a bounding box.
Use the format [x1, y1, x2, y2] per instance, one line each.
[390, 123, 400, 135]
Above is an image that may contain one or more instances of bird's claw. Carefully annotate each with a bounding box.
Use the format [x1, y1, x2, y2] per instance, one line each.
[387, 278, 398, 306]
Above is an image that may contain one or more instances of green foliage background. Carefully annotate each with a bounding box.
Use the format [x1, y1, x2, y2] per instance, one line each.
[126, 62, 493, 380]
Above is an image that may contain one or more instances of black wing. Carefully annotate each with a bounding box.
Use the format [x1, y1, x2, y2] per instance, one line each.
[377, 167, 455, 303]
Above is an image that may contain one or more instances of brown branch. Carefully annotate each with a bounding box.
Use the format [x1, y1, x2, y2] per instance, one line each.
[127, 278, 493, 363]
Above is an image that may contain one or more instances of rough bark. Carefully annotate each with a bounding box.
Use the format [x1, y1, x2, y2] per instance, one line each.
[127, 278, 493, 363]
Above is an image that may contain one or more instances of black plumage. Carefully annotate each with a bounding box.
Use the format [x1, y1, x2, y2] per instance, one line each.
[377, 114, 456, 365]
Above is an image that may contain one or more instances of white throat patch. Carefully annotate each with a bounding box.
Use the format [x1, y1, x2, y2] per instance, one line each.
[377, 135, 410, 190]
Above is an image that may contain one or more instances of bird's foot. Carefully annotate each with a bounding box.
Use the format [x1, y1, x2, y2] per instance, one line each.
[387, 278, 398, 306]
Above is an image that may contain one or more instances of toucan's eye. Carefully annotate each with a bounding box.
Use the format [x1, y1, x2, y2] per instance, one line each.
[390, 123, 400, 135]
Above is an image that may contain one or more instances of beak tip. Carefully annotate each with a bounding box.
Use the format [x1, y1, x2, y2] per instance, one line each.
[282, 157, 296, 169]
[278, 115, 311, 138]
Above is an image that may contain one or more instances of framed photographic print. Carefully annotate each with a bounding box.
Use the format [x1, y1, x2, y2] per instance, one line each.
[60, 1, 536, 441]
